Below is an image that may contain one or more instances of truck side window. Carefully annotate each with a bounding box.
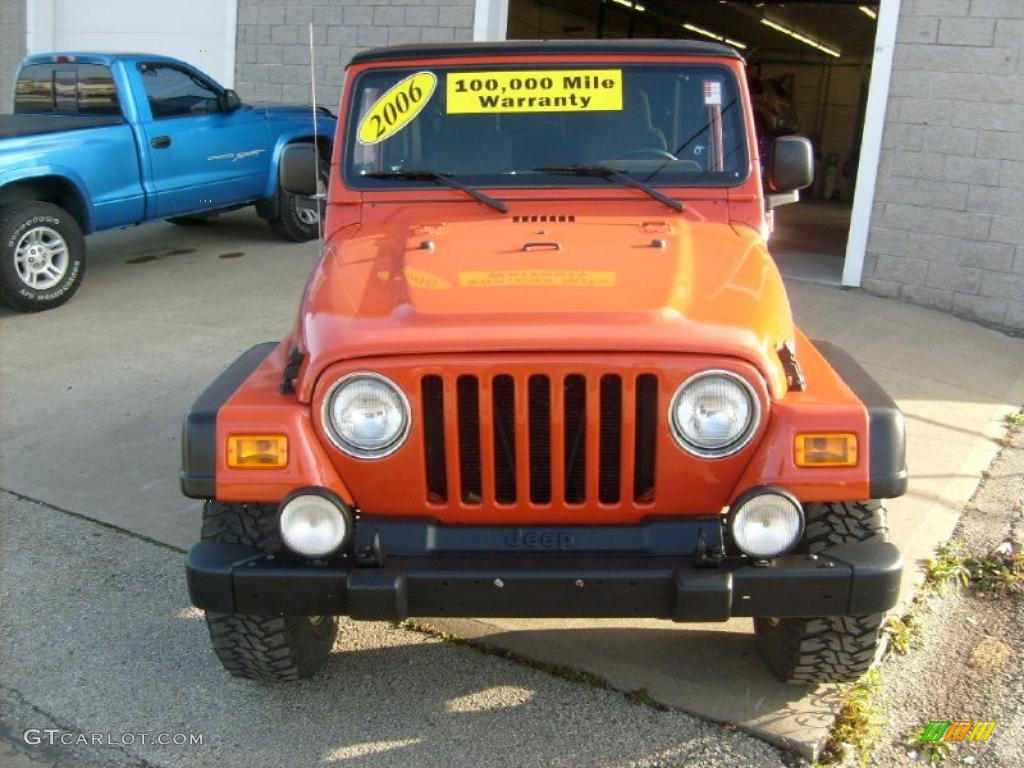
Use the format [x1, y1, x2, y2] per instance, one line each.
[139, 64, 220, 119]
[14, 64, 56, 113]
[77, 64, 121, 116]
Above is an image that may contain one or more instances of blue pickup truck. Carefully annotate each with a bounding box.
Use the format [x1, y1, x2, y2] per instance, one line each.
[0, 52, 335, 312]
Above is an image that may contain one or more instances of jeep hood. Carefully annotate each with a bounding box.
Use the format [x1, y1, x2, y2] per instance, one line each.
[295, 214, 795, 400]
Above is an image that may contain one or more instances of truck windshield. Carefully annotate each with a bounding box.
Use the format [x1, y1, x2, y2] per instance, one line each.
[344, 64, 749, 190]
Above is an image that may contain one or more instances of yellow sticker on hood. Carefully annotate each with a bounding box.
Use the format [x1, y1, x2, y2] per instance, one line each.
[357, 71, 437, 145]
[446, 70, 622, 114]
[459, 270, 617, 288]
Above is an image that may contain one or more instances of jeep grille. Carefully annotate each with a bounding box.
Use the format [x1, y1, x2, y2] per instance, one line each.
[420, 372, 658, 507]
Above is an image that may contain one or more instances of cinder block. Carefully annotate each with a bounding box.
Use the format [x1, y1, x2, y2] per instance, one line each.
[952, 293, 1007, 325]
[967, 185, 1024, 217]
[901, 284, 954, 312]
[991, 215, 1024, 245]
[959, 241, 1015, 271]
[328, 26, 358, 47]
[239, 25, 272, 45]
[420, 26, 458, 43]
[374, 6, 406, 27]
[343, 6, 375, 26]
[943, 156, 1001, 186]
[1015, 246, 1024, 275]
[272, 26, 300, 45]
[1004, 301, 1024, 331]
[938, 18, 996, 46]
[388, 27, 423, 45]
[257, 45, 284, 65]
[951, 101, 1024, 131]
[926, 262, 981, 293]
[977, 130, 1024, 161]
[994, 20, 1024, 46]
[921, 125, 976, 155]
[439, 5, 475, 28]
[285, 7, 314, 26]
[897, 17, 939, 44]
[898, 97, 954, 126]
[874, 254, 931, 284]
[913, 178, 969, 210]
[912, 0, 970, 16]
[980, 271, 1024, 302]
[969, 0, 1024, 18]
[258, 7, 286, 27]
[892, 151, 945, 181]
[901, 44, 1012, 75]
[883, 124, 924, 151]
[357, 26, 388, 47]
[862, 277, 903, 300]
[283, 46, 311, 66]
[406, 6, 441, 27]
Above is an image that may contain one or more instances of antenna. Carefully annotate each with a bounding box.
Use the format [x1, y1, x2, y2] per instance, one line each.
[309, 22, 323, 245]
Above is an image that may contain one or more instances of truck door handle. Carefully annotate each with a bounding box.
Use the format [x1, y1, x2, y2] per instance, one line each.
[151, 136, 171, 149]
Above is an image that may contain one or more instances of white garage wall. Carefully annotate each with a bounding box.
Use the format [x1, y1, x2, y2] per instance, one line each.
[26, 0, 237, 87]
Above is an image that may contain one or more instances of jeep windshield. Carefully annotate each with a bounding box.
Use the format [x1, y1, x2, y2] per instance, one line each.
[344, 64, 749, 191]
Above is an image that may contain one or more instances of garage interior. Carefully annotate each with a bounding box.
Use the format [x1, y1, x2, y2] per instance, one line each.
[507, 0, 880, 284]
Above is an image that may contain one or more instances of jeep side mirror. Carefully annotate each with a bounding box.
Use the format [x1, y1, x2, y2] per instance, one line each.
[219, 89, 242, 112]
[280, 143, 318, 196]
[769, 136, 814, 192]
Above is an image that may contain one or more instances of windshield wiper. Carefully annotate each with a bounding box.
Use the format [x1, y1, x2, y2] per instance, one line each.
[362, 169, 508, 213]
[534, 165, 683, 213]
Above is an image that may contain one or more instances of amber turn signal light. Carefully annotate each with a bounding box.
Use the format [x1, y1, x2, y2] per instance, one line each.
[794, 433, 857, 467]
[227, 435, 289, 468]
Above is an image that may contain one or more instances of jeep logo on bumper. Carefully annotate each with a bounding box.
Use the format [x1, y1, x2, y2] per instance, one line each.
[504, 528, 574, 550]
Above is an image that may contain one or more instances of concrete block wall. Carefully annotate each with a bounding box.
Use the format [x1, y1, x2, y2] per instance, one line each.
[234, 0, 476, 109]
[0, 0, 27, 113]
[864, 0, 1024, 332]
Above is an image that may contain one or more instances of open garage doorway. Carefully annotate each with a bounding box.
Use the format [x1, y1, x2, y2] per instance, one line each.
[499, 0, 888, 286]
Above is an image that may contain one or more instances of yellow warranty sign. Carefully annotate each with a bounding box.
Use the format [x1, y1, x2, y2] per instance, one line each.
[446, 70, 622, 114]
[357, 71, 437, 145]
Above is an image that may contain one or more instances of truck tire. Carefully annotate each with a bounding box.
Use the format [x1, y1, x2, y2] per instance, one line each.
[0, 202, 86, 312]
[268, 145, 327, 243]
[200, 501, 338, 681]
[754, 500, 888, 684]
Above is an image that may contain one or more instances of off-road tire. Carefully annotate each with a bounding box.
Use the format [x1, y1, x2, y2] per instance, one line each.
[754, 500, 889, 684]
[268, 144, 327, 242]
[0, 201, 86, 312]
[201, 501, 338, 681]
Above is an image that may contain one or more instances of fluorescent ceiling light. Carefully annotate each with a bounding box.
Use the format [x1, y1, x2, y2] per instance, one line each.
[761, 17, 841, 58]
[859, 5, 878, 20]
[612, 0, 646, 11]
[682, 22, 747, 50]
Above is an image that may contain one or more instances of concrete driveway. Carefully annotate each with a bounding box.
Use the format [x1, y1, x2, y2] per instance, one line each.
[1, 210, 1022, 761]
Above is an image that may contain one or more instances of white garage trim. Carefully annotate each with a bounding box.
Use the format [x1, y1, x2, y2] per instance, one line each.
[474, 0, 509, 41]
[25, 0, 237, 88]
[842, 0, 902, 287]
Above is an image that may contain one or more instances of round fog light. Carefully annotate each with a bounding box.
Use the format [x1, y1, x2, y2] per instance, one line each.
[279, 492, 351, 558]
[730, 489, 803, 559]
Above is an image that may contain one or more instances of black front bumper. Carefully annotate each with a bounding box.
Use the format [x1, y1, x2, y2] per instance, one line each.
[186, 536, 902, 622]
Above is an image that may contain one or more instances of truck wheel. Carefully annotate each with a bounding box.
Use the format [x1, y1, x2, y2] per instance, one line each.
[200, 501, 338, 681]
[268, 145, 326, 243]
[0, 202, 86, 312]
[754, 500, 888, 684]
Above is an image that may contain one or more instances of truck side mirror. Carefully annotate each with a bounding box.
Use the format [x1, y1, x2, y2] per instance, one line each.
[219, 89, 242, 112]
[280, 143, 318, 196]
[769, 136, 814, 192]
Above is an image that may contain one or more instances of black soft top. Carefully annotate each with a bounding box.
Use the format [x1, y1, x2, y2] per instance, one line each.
[349, 39, 742, 66]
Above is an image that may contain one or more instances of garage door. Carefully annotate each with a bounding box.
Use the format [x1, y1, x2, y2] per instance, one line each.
[27, 0, 237, 87]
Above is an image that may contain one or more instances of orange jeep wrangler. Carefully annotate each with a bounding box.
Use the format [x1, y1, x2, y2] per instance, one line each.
[183, 40, 907, 684]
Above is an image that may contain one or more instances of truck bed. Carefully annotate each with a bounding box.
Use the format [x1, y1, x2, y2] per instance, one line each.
[0, 113, 124, 139]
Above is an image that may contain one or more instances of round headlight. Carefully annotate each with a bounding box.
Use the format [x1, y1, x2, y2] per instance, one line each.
[323, 372, 411, 458]
[279, 492, 351, 558]
[670, 370, 759, 457]
[730, 489, 803, 559]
